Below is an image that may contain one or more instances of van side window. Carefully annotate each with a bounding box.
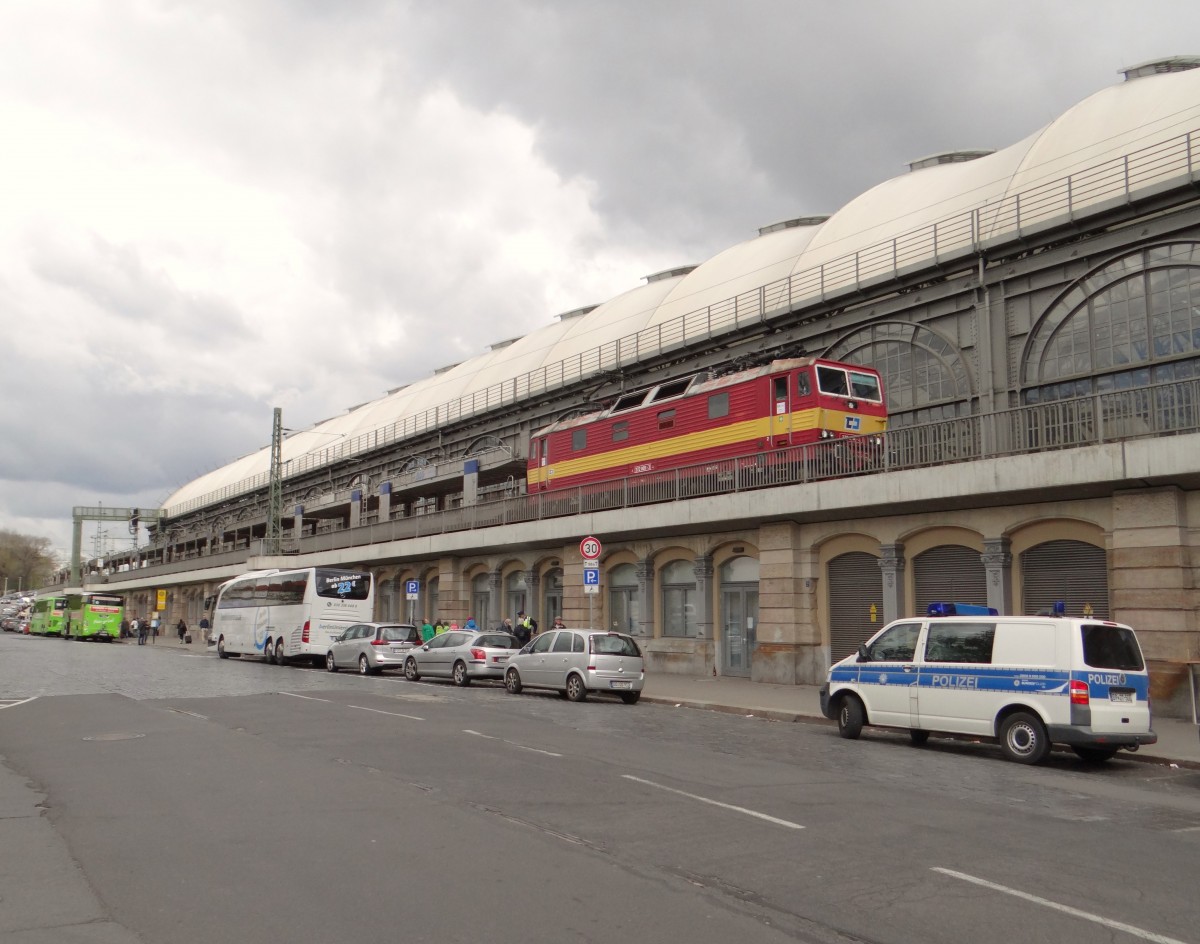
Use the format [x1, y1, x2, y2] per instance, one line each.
[924, 623, 996, 663]
[863, 622, 920, 661]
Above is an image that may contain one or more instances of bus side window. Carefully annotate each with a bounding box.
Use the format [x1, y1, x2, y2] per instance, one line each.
[796, 370, 811, 397]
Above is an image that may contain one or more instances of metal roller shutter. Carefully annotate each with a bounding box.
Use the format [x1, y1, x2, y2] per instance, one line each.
[1021, 540, 1109, 618]
[913, 545, 987, 614]
[828, 552, 884, 662]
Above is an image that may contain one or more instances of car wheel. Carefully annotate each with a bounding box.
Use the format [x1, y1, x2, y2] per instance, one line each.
[999, 711, 1050, 764]
[565, 673, 588, 702]
[359, 654, 372, 675]
[274, 641, 286, 666]
[217, 638, 228, 659]
[404, 657, 420, 681]
[619, 692, 641, 705]
[504, 667, 522, 694]
[325, 651, 338, 673]
[837, 696, 865, 739]
[452, 661, 470, 687]
[1071, 746, 1117, 764]
[909, 729, 930, 746]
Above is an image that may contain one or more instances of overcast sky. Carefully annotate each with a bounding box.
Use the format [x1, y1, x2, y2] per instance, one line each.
[3, 0, 1198, 562]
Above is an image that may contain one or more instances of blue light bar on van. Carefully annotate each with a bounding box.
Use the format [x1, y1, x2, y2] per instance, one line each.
[927, 602, 999, 617]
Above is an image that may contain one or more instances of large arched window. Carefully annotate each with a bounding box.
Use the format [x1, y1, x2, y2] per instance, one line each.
[660, 559, 696, 638]
[608, 564, 639, 635]
[1023, 242, 1200, 401]
[827, 322, 972, 426]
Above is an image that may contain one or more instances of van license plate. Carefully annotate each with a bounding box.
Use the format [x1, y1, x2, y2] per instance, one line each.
[1109, 691, 1133, 703]
[610, 680, 632, 690]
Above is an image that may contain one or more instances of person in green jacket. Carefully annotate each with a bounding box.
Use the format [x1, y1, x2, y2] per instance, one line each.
[420, 620, 434, 642]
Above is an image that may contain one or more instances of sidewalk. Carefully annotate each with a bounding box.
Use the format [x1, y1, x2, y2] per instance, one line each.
[641, 674, 1200, 769]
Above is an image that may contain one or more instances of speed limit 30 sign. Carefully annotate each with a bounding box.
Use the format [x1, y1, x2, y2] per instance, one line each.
[580, 536, 602, 560]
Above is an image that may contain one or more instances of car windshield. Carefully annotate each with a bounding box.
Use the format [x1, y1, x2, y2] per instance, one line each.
[476, 633, 518, 648]
[589, 633, 640, 657]
[1080, 624, 1144, 671]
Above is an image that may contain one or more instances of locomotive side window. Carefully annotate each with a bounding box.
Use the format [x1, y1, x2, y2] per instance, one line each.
[572, 429, 587, 452]
[530, 440, 539, 461]
[849, 371, 881, 401]
[658, 409, 676, 430]
[612, 421, 629, 442]
[796, 370, 811, 397]
[708, 393, 729, 419]
[816, 365, 849, 396]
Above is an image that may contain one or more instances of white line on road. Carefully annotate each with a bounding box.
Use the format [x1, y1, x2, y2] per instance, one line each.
[931, 868, 1190, 944]
[0, 697, 37, 711]
[347, 704, 424, 721]
[279, 692, 331, 703]
[464, 730, 561, 756]
[621, 775, 805, 830]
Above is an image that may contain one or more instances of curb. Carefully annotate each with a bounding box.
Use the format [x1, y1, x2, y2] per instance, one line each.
[642, 695, 1200, 771]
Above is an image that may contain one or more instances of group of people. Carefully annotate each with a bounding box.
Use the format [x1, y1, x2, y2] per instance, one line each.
[119, 615, 192, 645]
[417, 611, 567, 645]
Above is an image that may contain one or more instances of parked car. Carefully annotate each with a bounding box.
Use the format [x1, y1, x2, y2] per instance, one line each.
[403, 630, 520, 686]
[326, 623, 423, 675]
[503, 629, 644, 704]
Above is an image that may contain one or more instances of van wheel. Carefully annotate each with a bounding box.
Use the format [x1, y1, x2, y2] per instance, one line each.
[504, 667, 522, 694]
[325, 652, 338, 673]
[452, 661, 470, 687]
[1072, 746, 1117, 764]
[1000, 712, 1049, 764]
[837, 697, 865, 739]
[909, 729, 930, 746]
[217, 638, 229, 659]
[359, 655, 372, 675]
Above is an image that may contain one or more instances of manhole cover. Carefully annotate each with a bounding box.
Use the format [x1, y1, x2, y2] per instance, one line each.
[82, 733, 146, 742]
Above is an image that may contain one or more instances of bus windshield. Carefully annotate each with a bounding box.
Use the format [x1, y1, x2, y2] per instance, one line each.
[315, 569, 371, 600]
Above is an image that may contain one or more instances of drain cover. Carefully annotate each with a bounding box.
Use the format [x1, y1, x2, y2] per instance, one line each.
[82, 733, 146, 741]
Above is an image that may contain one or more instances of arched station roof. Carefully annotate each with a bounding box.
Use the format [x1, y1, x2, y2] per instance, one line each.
[163, 61, 1200, 514]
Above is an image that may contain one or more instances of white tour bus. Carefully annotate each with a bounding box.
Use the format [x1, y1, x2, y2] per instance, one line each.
[213, 567, 374, 666]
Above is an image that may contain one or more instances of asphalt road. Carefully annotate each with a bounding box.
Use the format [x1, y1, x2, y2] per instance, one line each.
[1, 633, 1199, 944]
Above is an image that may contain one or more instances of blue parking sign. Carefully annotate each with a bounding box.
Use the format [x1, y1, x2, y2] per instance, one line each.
[583, 568, 600, 586]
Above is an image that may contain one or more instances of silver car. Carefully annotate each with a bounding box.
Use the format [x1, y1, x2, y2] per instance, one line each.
[326, 623, 423, 675]
[503, 629, 644, 704]
[403, 630, 521, 686]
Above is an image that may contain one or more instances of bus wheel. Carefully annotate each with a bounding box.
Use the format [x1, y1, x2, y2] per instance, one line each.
[263, 642, 275, 665]
[217, 638, 229, 659]
[274, 641, 286, 666]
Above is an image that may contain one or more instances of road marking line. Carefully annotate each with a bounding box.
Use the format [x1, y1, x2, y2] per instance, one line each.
[347, 704, 424, 721]
[621, 775, 804, 830]
[931, 868, 1189, 944]
[0, 697, 37, 711]
[279, 692, 331, 702]
[465, 729, 562, 756]
[1172, 825, 1200, 833]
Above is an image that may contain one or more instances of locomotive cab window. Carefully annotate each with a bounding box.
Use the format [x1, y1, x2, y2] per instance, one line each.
[707, 393, 729, 419]
[816, 365, 849, 396]
[657, 409, 676, 430]
[612, 421, 629, 442]
[849, 371, 881, 401]
[572, 429, 587, 452]
[796, 370, 811, 397]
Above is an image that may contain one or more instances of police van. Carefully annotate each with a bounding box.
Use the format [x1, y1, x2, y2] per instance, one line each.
[819, 603, 1157, 764]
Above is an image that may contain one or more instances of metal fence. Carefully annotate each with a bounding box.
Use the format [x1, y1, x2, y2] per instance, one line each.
[165, 127, 1200, 518]
[92, 374, 1200, 585]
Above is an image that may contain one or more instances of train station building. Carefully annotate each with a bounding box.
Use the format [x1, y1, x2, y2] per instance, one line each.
[75, 59, 1200, 716]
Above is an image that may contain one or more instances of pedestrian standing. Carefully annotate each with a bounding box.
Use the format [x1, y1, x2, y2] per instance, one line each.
[420, 620, 434, 642]
[133, 617, 145, 645]
[199, 615, 210, 644]
[177, 618, 187, 644]
[150, 615, 159, 644]
[119, 617, 130, 639]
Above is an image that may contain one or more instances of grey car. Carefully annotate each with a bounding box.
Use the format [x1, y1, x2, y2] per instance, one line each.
[326, 623, 422, 675]
[503, 629, 644, 704]
[403, 630, 521, 686]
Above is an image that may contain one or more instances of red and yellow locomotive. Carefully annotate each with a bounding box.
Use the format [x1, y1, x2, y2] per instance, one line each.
[527, 357, 886, 492]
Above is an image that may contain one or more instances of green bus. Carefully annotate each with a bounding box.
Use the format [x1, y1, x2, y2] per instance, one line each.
[64, 592, 125, 641]
[29, 595, 69, 636]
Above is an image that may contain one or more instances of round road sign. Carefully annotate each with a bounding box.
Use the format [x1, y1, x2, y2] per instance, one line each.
[580, 536, 602, 560]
